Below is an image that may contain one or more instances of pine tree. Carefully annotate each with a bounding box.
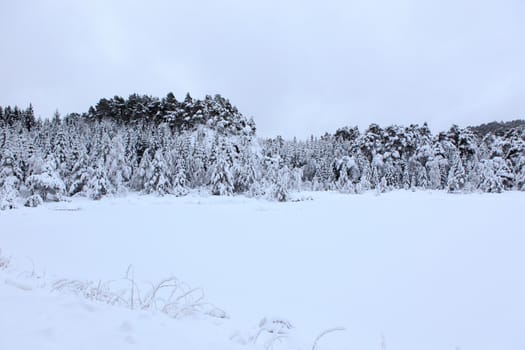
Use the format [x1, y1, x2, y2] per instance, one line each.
[357, 155, 372, 193]
[370, 153, 384, 189]
[492, 156, 514, 190]
[479, 159, 504, 193]
[131, 148, 153, 191]
[272, 165, 291, 202]
[106, 134, 131, 193]
[426, 157, 442, 189]
[23, 104, 36, 131]
[335, 156, 356, 193]
[447, 152, 466, 193]
[172, 157, 189, 196]
[86, 160, 110, 200]
[382, 157, 397, 190]
[144, 149, 171, 195]
[0, 144, 20, 210]
[0, 175, 19, 210]
[232, 144, 259, 194]
[68, 146, 91, 196]
[210, 150, 234, 196]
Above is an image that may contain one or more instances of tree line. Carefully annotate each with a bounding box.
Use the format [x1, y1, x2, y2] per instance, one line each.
[1, 93, 524, 209]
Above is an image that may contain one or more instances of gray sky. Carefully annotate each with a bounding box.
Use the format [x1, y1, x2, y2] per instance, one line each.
[1, 0, 524, 138]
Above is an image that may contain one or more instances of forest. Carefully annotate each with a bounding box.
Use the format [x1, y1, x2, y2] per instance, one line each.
[1, 92, 524, 209]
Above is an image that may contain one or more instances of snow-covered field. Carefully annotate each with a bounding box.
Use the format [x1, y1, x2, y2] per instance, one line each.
[1, 191, 524, 350]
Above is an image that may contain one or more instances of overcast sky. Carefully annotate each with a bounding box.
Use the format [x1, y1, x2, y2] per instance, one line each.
[1, 0, 524, 137]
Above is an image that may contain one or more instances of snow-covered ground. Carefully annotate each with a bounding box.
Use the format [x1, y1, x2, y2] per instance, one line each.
[1, 191, 524, 350]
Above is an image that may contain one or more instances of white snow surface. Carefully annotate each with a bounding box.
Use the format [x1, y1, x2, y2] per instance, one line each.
[1, 190, 524, 350]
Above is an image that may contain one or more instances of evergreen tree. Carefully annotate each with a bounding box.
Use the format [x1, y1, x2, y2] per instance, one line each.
[426, 157, 442, 190]
[0, 144, 21, 209]
[106, 133, 131, 193]
[210, 149, 234, 196]
[479, 159, 504, 193]
[144, 149, 171, 195]
[447, 152, 466, 193]
[272, 165, 291, 202]
[86, 160, 110, 200]
[68, 144, 91, 196]
[172, 157, 189, 196]
[131, 148, 153, 191]
[26, 154, 65, 201]
[0, 175, 19, 210]
[370, 153, 384, 189]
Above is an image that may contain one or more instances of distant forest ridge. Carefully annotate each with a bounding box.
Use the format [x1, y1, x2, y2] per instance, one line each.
[468, 119, 525, 137]
[1, 92, 524, 137]
[1, 92, 525, 209]
[1, 93, 256, 136]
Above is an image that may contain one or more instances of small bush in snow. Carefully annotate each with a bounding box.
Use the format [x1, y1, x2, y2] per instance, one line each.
[24, 194, 44, 208]
[26, 173, 65, 201]
[0, 176, 19, 210]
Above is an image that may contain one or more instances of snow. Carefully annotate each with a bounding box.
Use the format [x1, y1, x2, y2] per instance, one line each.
[0, 284, 244, 350]
[1, 191, 525, 350]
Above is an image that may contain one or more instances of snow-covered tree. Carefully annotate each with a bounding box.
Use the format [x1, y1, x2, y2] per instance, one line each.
[209, 137, 234, 196]
[131, 148, 153, 191]
[86, 160, 110, 200]
[370, 153, 384, 189]
[67, 142, 91, 196]
[210, 151, 234, 196]
[106, 133, 131, 193]
[26, 154, 65, 201]
[172, 157, 189, 196]
[334, 156, 358, 193]
[144, 149, 172, 195]
[479, 159, 504, 193]
[357, 154, 372, 193]
[447, 152, 466, 193]
[0, 176, 19, 210]
[272, 165, 291, 202]
[232, 143, 260, 195]
[426, 157, 442, 190]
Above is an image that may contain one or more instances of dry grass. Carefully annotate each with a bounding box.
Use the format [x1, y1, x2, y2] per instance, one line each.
[311, 327, 346, 350]
[51, 265, 228, 320]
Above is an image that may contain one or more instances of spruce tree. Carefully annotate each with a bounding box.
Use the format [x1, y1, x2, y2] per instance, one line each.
[447, 152, 466, 193]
